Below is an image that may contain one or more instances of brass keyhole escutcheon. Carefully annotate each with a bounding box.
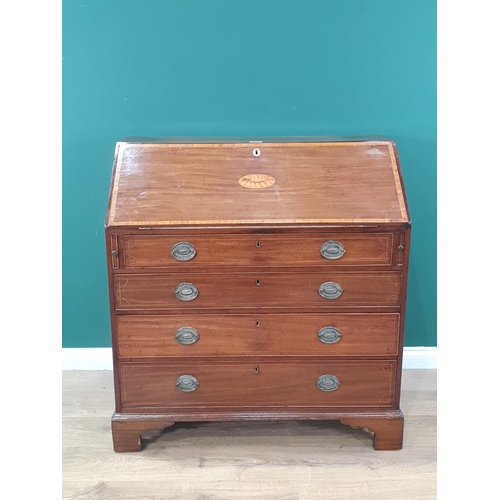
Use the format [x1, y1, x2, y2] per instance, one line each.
[255, 365, 259, 374]
[252, 148, 261, 157]
[255, 320, 260, 327]
[256, 279, 260, 286]
[256, 241, 260, 248]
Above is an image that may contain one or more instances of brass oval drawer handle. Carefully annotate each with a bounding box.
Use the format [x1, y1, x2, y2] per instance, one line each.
[317, 374, 340, 392]
[171, 242, 196, 261]
[320, 240, 346, 260]
[318, 281, 343, 299]
[174, 282, 199, 301]
[175, 375, 199, 392]
[175, 327, 199, 345]
[318, 326, 342, 344]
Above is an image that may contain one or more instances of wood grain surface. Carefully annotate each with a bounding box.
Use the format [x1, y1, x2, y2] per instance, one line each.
[106, 141, 409, 226]
[118, 360, 396, 409]
[115, 313, 400, 358]
[62, 369, 436, 499]
[121, 232, 395, 269]
[113, 272, 402, 311]
[104, 138, 412, 458]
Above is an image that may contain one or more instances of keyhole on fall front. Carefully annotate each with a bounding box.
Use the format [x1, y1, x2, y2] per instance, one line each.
[255, 320, 260, 327]
[256, 279, 260, 286]
[255, 365, 259, 374]
[256, 241, 260, 248]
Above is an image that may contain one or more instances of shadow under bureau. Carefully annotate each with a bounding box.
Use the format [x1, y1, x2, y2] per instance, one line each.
[105, 137, 411, 452]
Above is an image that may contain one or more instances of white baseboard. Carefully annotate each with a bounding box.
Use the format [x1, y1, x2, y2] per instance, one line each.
[62, 348, 113, 370]
[62, 347, 437, 370]
[402, 347, 437, 369]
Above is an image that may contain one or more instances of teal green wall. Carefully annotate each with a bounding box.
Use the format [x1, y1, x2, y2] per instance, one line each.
[63, 1, 436, 348]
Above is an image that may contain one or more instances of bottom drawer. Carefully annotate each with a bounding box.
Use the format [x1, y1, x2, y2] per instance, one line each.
[119, 360, 397, 410]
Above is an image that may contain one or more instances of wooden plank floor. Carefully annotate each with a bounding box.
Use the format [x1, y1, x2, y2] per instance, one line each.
[62, 370, 436, 499]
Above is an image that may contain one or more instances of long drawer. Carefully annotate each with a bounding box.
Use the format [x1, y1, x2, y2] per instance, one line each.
[119, 360, 397, 409]
[115, 313, 400, 357]
[121, 233, 395, 269]
[114, 272, 402, 310]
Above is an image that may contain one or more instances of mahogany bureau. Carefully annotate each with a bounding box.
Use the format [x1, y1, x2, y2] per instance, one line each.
[105, 137, 411, 452]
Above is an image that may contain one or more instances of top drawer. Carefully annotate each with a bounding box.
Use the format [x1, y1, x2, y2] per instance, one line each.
[120, 233, 395, 269]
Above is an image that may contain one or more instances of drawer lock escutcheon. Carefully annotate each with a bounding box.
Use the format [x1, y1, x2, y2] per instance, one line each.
[175, 327, 199, 345]
[171, 242, 196, 261]
[317, 374, 340, 392]
[318, 281, 343, 299]
[175, 375, 199, 392]
[174, 283, 199, 301]
[318, 326, 342, 344]
[320, 240, 346, 260]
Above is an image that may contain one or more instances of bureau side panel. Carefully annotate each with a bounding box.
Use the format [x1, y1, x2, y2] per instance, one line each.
[394, 227, 411, 408]
[105, 228, 123, 412]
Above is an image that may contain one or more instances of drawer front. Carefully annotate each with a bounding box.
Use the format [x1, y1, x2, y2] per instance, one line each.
[119, 360, 396, 409]
[116, 313, 400, 357]
[121, 233, 394, 269]
[114, 272, 401, 310]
